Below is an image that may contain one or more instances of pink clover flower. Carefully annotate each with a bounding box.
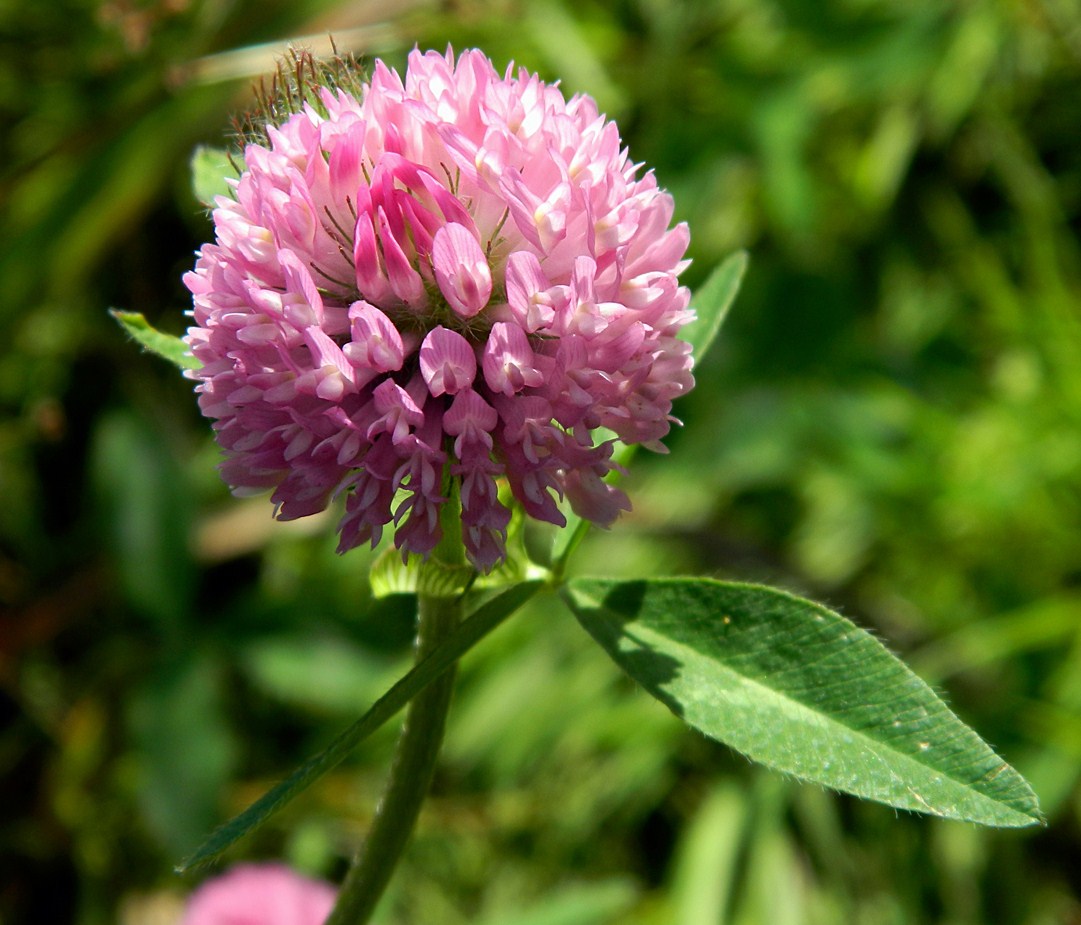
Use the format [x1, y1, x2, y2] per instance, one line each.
[185, 48, 694, 570]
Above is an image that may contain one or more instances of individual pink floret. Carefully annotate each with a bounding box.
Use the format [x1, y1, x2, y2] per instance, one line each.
[185, 47, 694, 569]
[431, 223, 493, 318]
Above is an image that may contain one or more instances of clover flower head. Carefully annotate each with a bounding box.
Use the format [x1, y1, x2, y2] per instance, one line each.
[185, 47, 694, 570]
[182, 864, 335, 925]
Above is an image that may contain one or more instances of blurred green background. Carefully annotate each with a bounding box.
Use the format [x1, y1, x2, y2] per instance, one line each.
[2, 0, 1081, 922]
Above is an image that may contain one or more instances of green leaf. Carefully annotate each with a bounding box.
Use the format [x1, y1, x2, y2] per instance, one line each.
[191, 145, 237, 208]
[177, 579, 543, 871]
[563, 577, 1042, 828]
[111, 309, 199, 371]
[681, 249, 749, 361]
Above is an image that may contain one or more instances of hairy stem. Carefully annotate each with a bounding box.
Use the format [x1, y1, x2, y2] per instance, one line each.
[325, 590, 460, 924]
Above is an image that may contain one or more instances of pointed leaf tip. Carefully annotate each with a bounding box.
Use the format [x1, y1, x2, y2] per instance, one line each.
[111, 310, 200, 372]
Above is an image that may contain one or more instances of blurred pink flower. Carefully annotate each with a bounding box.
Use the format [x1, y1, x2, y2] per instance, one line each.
[185, 47, 694, 570]
[182, 864, 336, 925]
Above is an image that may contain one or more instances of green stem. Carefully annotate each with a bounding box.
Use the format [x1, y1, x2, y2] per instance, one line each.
[325, 590, 461, 924]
